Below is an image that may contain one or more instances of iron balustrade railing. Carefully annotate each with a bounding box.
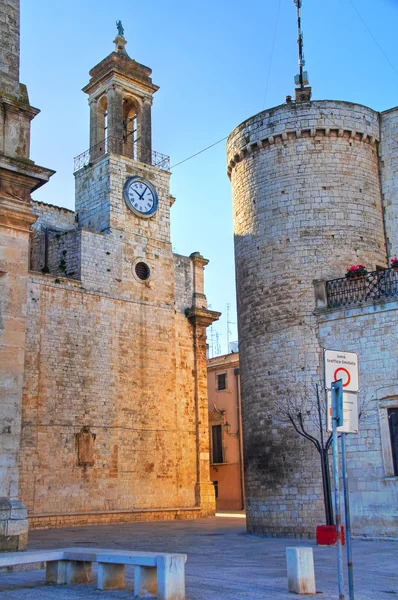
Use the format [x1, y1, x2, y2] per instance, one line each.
[73, 136, 170, 173]
[326, 267, 398, 309]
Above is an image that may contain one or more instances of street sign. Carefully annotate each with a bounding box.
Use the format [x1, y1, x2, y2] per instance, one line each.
[331, 379, 343, 427]
[327, 391, 359, 434]
[324, 349, 359, 392]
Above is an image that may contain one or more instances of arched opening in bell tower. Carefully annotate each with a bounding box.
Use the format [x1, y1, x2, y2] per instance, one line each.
[123, 96, 140, 160]
[98, 95, 108, 152]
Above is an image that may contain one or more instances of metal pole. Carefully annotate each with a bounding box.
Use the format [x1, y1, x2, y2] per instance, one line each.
[294, 0, 304, 87]
[332, 384, 345, 600]
[341, 433, 355, 600]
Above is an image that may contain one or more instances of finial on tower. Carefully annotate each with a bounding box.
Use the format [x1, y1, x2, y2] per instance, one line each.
[114, 20, 128, 54]
[293, 0, 312, 103]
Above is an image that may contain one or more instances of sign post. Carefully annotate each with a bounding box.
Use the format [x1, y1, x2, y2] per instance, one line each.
[331, 379, 345, 600]
[325, 349, 359, 600]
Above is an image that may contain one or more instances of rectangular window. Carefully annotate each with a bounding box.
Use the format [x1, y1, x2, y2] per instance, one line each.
[212, 425, 223, 464]
[388, 408, 398, 476]
[217, 373, 226, 391]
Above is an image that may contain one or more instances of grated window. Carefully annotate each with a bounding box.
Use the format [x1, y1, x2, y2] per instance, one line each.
[135, 262, 150, 281]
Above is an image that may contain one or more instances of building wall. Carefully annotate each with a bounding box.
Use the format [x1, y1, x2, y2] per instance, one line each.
[227, 100, 394, 537]
[0, 221, 31, 502]
[317, 300, 398, 537]
[20, 273, 198, 518]
[380, 107, 398, 259]
[30, 201, 79, 277]
[0, 0, 20, 97]
[20, 178, 216, 527]
[207, 353, 244, 511]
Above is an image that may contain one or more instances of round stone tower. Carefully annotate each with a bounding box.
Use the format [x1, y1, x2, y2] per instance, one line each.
[227, 100, 387, 536]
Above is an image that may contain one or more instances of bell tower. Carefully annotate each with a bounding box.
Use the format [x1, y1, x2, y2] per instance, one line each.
[74, 25, 170, 235]
[84, 25, 157, 165]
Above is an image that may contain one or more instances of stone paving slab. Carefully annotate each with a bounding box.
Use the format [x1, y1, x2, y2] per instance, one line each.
[0, 517, 397, 599]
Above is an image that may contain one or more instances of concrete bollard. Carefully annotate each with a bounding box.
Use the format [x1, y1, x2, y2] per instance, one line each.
[286, 547, 316, 594]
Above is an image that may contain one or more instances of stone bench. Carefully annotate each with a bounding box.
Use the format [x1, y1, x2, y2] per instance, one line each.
[0, 547, 187, 600]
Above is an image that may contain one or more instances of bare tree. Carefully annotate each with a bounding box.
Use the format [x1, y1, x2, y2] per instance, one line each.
[278, 383, 334, 525]
[278, 382, 369, 526]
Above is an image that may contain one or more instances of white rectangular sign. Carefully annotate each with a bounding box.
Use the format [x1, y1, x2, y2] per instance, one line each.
[327, 391, 359, 434]
[324, 349, 359, 392]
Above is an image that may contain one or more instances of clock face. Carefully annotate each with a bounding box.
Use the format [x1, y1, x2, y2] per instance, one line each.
[123, 176, 158, 217]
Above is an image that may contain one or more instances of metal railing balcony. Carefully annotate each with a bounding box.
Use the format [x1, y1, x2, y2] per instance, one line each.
[73, 136, 170, 173]
[325, 267, 398, 309]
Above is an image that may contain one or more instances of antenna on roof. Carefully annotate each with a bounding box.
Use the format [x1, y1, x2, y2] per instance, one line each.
[293, 1, 312, 102]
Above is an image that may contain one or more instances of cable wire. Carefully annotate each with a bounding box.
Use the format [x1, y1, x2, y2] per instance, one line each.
[170, 135, 228, 170]
[262, 0, 282, 109]
[172, 1, 395, 173]
[348, 0, 398, 78]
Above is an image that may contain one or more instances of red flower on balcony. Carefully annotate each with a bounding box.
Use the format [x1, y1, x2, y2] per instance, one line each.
[345, 265, 368, 279]
[390, 256, 398, 269]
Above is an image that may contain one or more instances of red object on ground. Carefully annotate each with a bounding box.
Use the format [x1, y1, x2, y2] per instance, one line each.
[316, 525, 345, 546]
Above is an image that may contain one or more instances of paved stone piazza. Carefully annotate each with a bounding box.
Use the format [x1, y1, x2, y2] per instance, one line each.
[0, 517, 397, 599]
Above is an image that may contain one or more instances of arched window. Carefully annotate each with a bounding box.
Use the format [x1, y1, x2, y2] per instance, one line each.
[379, 395, 398, 477]
[123, 97, 140, 159]
[97, 95, 108, 153]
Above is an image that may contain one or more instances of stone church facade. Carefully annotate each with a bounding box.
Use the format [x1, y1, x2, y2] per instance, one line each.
[228, 98, 398, 538]
[0, 1, 219, 550]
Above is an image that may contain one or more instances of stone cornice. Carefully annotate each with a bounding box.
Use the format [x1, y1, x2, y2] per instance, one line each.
[0, 156, 55, 192]
[227, 127, 379, 178]
[186, 306, 221, 328]
[0, 94, 40, 121]
[0, 198, 37, 231]
[189, 252, 209, 268]
[83, 53, 159, 97]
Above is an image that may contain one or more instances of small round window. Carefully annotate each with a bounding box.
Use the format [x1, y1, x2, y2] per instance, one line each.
[135, 262, 150, 281]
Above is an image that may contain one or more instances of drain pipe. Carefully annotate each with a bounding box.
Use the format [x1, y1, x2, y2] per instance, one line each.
[234, 366, 245, 510]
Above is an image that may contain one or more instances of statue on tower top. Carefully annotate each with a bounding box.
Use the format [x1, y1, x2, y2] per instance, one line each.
[116, 20, 125, 37]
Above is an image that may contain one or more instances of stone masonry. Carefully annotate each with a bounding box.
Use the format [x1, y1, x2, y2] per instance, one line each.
[0, 0, 54, 550]
[228, 100, 398, 537]
[13, 25, 220, 531]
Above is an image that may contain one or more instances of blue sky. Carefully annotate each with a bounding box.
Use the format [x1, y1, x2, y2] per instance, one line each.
[20, 0, 398, 355]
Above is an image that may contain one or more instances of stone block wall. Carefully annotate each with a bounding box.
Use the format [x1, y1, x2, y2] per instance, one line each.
[30, 201, 79, 276]
[228, 100, 388, 537]
[19, 273, 199, 519]
[0, 0, 20, 97]
[32, 201, 76, 230]
[174, 254, 194, 311]
[18, 189, 216, 526]
[317, 300, 398, 537]
[45, 230, 81, 279]
[75, 158, 111, 233]
[380, 107, 398, 260]
[0, 224, 30, 503]
[75, 155, 171, 243]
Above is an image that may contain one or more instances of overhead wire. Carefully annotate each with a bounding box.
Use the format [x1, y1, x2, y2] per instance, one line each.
[171, 1, 397, 173]
[348, 0, 398, 78]
[262, 0, 282, 109]
[171, 2, 279, 171]
[170, 135, 228, 170]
